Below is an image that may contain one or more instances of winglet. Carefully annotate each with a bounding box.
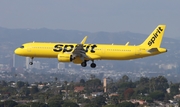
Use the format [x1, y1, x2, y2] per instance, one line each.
[80, 36, 88, 44]
[125, 42, 129, 46]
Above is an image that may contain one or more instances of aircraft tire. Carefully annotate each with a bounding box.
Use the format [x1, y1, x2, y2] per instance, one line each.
[29, 62, 33, 65]
[90, 63, 96, 68]
[81, 62, 87, 67]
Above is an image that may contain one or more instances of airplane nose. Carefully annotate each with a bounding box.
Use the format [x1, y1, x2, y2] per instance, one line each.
[14, 48, 21, 55]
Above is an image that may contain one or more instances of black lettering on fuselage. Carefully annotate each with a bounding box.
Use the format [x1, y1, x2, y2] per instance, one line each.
[63, 45, 74, 52]
[83, 45, 91, 52]
[53, 44, 63, 52]
[91, 45, 97, 53]
[53, 44, 97, 53]
[148, 27, 163, 46]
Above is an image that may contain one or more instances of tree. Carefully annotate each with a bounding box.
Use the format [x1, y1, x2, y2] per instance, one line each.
[149, 91, 165, 101]
[170, 83, 179, 96]
[68, 81, 75, 90]
[116, 80, 135, 96]
[47, 95, 63, 107]
[107, 84, 118, 93]
[138, 77, 149, 86]
[109, 96, 119, 105]
[28, 102, 47, 107]
[90, 74, 96, 80]
[91, 95, 106, 107]
[144, 97, 153, 103]
[48, 101, 62, 107]
[122, 75, 129, 82]
[149, 76, 169, 93]
[0, 86, 17, 96]
[164, 93, 171, 102]
[0, 102, 4, 107]
[124, 88, 134, 100]
[20, 87, 30, 96]
[80, 79, 85, 86]
[17, 81, 25, 88]
[55, 77, 58, 82]
[30, 86, 39, 94]
[62, 101, 79, 107]
[14, 104, 29, 107]
[4, 100, 18, 107]
[0, 80, 8, 86]
[84, 103, 99, 107]
[117, 101, 135, 107]
[103, 105, 117, 107]
[178, 100, 180, 107]
[85, 78, 102, 92]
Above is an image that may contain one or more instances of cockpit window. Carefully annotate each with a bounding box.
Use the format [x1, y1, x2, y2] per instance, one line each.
[20, 46, 24, 48]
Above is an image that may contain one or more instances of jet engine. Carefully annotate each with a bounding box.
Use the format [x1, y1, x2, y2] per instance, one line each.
[57, 53, 73, 62]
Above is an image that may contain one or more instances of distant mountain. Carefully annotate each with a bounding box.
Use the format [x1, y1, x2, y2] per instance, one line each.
[0, 27, 180, 72]
[173, 36, 180, 40]
[0, 27, 177, 46]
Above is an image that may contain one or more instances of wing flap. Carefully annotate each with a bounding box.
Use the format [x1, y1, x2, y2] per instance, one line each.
[86, 53, 101, 59]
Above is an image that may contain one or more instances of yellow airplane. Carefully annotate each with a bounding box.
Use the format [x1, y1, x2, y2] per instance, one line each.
[14, 25, 167, 68]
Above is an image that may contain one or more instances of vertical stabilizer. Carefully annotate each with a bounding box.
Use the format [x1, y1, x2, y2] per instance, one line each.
[140, 25, 166, 47]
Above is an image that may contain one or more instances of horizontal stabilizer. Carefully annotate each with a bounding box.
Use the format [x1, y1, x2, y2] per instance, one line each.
[148, 48, 159, 53]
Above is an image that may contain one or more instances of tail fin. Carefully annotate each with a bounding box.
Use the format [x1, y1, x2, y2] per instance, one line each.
[140, 25, 166, 47]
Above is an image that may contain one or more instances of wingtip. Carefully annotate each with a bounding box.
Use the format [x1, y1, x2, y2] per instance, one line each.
[80, 36, 88, 44]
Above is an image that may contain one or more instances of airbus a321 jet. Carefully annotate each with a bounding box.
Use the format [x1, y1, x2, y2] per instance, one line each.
[14, 25, 167, 68]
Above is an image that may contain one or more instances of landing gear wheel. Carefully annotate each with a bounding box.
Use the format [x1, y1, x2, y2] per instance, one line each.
[81, 62, 87, 67]
[90, 63, 96, 68]
[29, 62, 33, 65]
[29, 57, 34, 65]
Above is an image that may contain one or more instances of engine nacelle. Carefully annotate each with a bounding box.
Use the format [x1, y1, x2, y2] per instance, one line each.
[57, 53, 72, 62]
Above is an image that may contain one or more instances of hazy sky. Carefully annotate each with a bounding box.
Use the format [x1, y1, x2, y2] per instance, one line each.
[0, 0, 179, 38]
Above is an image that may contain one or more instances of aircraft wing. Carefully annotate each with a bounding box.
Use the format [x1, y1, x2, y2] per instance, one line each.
[86, 53, 101, 59]
[72, 44, 89, 61]
[71, 36, 101, 61]
[71, 36, 90, 61]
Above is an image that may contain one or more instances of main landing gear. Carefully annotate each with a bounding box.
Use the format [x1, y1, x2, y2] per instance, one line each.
[81, 61, 87, 67]
[81, 60, 96, 68]
[90, 62, 96, 68]
[29, 57, 34, 65]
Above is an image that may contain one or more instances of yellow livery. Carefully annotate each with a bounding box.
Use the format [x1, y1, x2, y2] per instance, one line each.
[14, 25, 167, 68]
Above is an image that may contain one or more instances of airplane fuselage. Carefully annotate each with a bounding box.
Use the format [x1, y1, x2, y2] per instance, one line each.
[14, 25, 167, 68]
[15, 42, 166, 61]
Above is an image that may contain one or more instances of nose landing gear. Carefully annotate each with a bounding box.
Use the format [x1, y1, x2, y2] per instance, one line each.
[29, 62, 33, 65]
[29, 57, 34, 65]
